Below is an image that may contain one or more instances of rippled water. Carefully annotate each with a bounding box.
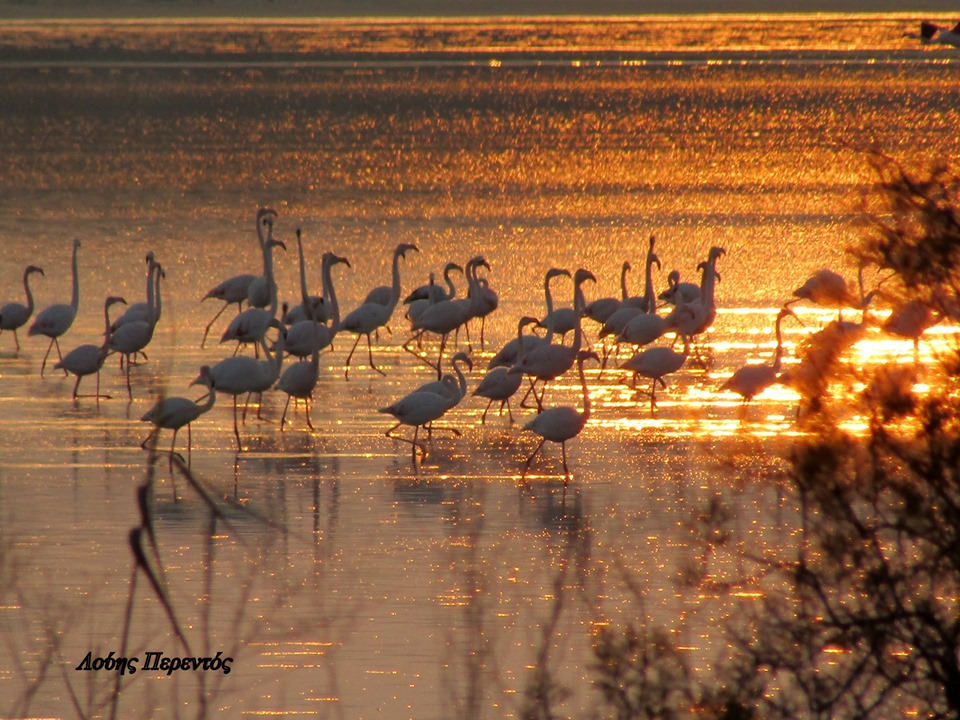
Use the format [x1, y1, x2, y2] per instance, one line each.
[0, 15, 957, 718]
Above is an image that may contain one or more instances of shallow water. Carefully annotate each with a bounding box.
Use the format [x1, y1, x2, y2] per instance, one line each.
[0, 15, 957, 719]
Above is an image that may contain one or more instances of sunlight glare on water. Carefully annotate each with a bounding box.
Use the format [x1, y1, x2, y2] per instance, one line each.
[0, 14, 957, 719]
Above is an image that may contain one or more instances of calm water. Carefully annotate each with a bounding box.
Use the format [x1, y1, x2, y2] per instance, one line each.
[0, 16, 957, 719]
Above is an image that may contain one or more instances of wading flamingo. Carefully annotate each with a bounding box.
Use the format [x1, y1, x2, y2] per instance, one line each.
[0, 264, 44, 351]
[55, 295, 127, 400]
[29, 238, 81, 377]
[140, 365, 217, 462]
[520, 349, 599, 480]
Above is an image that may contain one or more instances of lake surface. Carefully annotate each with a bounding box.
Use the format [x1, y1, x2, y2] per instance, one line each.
[0, 15, 957, 719]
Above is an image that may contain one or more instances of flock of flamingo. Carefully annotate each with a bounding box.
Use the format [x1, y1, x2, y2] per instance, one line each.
[0, 207, 938, 476]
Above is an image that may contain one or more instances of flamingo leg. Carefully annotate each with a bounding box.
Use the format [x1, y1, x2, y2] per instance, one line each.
[305, 398, 314, 431]
[280, 395, 291, 429]
[481, 399, 493, 424]
[561, 441, 570, 477]
[232, 397, 242, 452]
[54, 338, 65, 373]
[72, 374, 82, 399]
[435, 333, 447, 379]
[12, 329, 20, 351]
[39, 337, 55, 377]
[201, 302, 229, 349]
[125, 356, 133, 399]
[521, 438, 547, 480]
[367, 334, 386, 376]
[344, 334, 363, 379]
[505, 399, 515, 424]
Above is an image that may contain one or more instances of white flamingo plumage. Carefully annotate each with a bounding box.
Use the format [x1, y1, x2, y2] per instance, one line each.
[285, 227, 330, 325]
[620, 335, 691, 412]
[247, 209, 279, 310]
[379, 374, 461, 460]
[221, 238, 286, 354]
[199, 207, 276, 347]
[284, 252, 350, 360]
[341, 243, 418, 378]
[29, 238, 81, 377]
[0, 264, 44, 351]
[520, 349, 599, 480]
[474, 316, 539, 423]
[55, 295, 127, 400]
[112, 251, 158, 332]
[109, 259, 163, 399]
[584, 261, 631, 325]
[509, 268, 596, 411]
[205, 324, 285, 451]
[276, 318, 323, 431]
[140, 365, 217, 461]
[720, 307, 798, 403]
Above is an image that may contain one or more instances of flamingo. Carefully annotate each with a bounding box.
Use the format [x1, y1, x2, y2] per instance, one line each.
[276, 319, 323, 430]
[412, 351, 473, 408]
[29, 238, 81, 378]
[0, 264, 44, 351]
[199, 207, 276, 347]
[720, 307, 798, 403]
[54, 295, 127, 400]
[109, 259, 163, 399]
[881, 298, 939, 359]
[787, 267, 862, 320]
[910, 21, 960, 47]
[112, 251, 158, 332]
[657, 270, 700, 307]
[284, 252, 351, 359]
[140, 365, 217, 462]
[341, 243, 418, 378]
[487, 315, 546, 370]
[520, 349, 599, 480]
[379, 375, 460, 460]
[247, 209, 280, 310]
[469, 262, 499, 348]
[205, 324, 285, 451]
[584, 261, 631, 326]
[510, 268, 596, 412]
[598, 236, 660, 365]
[620, 335, 691, 412]
[221, 238, 286, 355]
[405, 261, 463, 306]
[284, 227, 329, 325]
[474, 316, 538, 423]
[406, 257, 485, 378]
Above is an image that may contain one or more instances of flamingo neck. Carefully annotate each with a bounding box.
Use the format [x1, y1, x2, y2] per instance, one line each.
[324, 258, 342, 330]
[70, 242, 80, 311]
[772, 315, 786, 372]
[620, 263, 630, 301]
[152, 266, 162, 326]
[199, 384, 217, 413]
[643, 254, 656, 313]
[453, 361, 467, 398]
[700, 257, 719, 306]
[23, 268, 36, 314]
[265, 244, 279, 316]
[542, 276, 557, 343]
[388, 248, 404, 311]
[578, 356, 591, 421]
[443, 265, 458, 299]
[101, 301, 115, 349]
[297, 234, 311, 312]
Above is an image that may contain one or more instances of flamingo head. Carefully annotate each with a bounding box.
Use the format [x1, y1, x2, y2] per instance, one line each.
[26, 265, 44, 276]
[574, 268, 597, 286]
[451, 351, 474, 372]
[545, 267, 571, 284]
[397, 243, 419, 259]
[267, 239, 286, 251]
